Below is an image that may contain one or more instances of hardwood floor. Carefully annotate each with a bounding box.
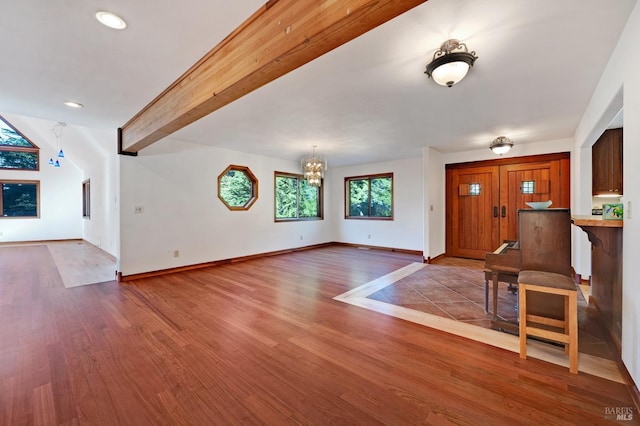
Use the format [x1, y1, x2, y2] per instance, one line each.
[336, 262, 623, 382]
[0, 244, 637, 425]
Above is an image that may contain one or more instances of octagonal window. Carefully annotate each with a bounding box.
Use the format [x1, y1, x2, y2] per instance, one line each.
[218, 165, 258, 210]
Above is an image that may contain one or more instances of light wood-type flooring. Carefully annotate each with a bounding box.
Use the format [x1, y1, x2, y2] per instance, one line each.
[1, 244, 637, 425]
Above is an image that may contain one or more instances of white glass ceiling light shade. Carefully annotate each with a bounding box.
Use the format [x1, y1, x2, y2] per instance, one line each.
[64, 101, 83, 108]
[430, 61, 470, 87]
[425, 39, 478, 87]
[95, 11, 127, 30]
[300, 145, 327, 187]
[489, 136, 514, 155]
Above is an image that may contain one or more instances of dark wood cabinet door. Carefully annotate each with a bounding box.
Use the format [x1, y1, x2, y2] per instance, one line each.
[610, 128, 623, 194]
[592, 128, 623, 195]
[592, 134, 610, 194]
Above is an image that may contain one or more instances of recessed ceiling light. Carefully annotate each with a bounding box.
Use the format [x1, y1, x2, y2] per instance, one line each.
[95, 11, 127, 30]
[64, 101, 84, 108]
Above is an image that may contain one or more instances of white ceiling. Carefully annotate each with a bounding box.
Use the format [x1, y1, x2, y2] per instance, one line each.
[1, 0, 635, 167]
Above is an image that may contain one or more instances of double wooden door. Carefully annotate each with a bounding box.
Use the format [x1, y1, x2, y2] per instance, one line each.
[446, 153, 570, 259]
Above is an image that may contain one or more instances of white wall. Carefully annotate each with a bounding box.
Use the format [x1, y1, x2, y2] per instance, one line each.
[119, 139, 334, 275]
[71, 126, 120, 257]
[0, 113, 82, 242]
[0, 113, 120, 257]
[329, 157, 423, 252]
[574, 3, 640, 386]
[424, 147, 445, 260]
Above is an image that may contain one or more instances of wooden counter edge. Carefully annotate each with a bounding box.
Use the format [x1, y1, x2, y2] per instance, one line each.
[572, 215, 623, 228]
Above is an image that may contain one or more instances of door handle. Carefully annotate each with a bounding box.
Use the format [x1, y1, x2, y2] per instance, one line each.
[493, 206, 498, 218]
[501, 206, 506, 218]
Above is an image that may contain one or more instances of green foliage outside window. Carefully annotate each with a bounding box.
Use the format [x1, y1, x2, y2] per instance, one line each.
[217, 165, 258, 210]
[0, 115, 39, 171]
[2, 182, 38, 217]
[346, 174, 392, 219]
[348, 179, 369, 216]
[298, 179, 319, 217]
[275, 173, 321, 221]
[0, 151, 38, 169]
[220, 170, 252, 206]
[0, 126, 32, 147]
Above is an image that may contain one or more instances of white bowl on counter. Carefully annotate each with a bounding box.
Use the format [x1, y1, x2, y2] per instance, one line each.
[526, 200, 552, 209]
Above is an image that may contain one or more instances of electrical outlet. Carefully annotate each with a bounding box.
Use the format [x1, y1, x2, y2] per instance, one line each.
[300, 235, 303, 240]
[134, 206, 144, 214]
[173, 250, 179, 258]
[368, 234, 371, 239]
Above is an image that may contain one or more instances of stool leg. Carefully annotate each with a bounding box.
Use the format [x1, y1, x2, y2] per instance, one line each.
[484, 276, 489, 314]
[569, 291, 578, 374]
[519, 284, 527, 359]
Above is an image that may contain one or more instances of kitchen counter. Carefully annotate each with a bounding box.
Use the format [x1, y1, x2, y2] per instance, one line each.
[572, 215, 623, 350]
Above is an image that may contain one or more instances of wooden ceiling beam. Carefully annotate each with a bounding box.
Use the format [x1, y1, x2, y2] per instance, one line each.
[118, 0, 428, 154]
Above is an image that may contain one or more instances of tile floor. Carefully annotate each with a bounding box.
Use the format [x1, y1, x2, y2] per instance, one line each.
[367, 257, 616, 361]
[1, 240, 117, 288]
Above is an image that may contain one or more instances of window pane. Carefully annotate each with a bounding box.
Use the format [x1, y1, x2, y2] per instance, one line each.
[521, 180, 535, 194]
[82, 180, 91, 218]
[298, 179, 319, 217]
[2, 182, 38, 217]
[275, 176, 298, 219]
[349, 179, 369, 217]
[0, 150, 38, 170]
[0, 119, 34, 147]
[275, 173, 321, 221]
[370, 177, 392, 217]
[219, 169, 252, 207]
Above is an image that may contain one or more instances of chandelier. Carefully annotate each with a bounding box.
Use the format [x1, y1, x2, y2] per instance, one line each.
[425, 39, 478, 87]
[300, 145, 327, 187]
[489, 136, 514, 155]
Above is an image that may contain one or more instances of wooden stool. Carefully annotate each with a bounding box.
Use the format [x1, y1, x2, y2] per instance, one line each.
[518, 270, 578, 374]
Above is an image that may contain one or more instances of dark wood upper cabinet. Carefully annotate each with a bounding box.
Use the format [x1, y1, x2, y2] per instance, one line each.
[592, 128, 623, 196]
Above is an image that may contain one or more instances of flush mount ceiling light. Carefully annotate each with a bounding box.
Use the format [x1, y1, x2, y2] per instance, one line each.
[490, 136, 514, 155]
[425, 39, 478, 87]
[95, 11, 127, 29]
[64, 101, 83, 108]
[300, 145, 327, 187]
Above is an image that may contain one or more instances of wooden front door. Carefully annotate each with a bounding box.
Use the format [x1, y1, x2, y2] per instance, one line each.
[448, 166, 499, 258]
[446, 153, 570, 260]
[498, 159, 569, 241]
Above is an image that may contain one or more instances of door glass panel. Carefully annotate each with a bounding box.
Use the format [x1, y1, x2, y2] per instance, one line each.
[521, 180, 535, 194]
